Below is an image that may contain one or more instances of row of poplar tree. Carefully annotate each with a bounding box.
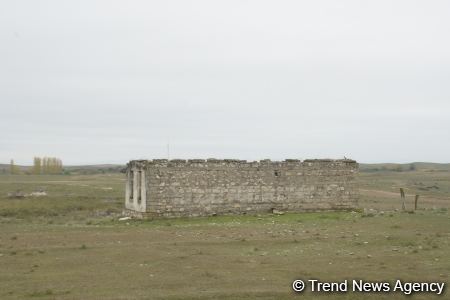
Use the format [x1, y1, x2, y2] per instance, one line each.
[32, 157, 63, 174]
[9, 157, 63, 175]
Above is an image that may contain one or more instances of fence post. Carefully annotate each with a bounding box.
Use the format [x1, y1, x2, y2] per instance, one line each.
[415, 194, 419, 210]
[400, 188, 405, 211]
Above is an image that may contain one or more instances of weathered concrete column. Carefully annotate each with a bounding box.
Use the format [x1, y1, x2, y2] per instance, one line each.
[125, 171, 130, 204]
[125, 170, 134, 210]
[133, 169, 138, 210]
[138, 170, 146, 212]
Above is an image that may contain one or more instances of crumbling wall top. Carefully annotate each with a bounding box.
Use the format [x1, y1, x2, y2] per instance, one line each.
[126, 158, 358, 170]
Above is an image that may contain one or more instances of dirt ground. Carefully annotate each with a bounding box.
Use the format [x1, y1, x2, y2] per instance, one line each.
[0, 171, 449, 299]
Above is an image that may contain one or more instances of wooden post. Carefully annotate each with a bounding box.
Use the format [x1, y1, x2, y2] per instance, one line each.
[415, 194, 419, 210]
[400, 188, 405, 210]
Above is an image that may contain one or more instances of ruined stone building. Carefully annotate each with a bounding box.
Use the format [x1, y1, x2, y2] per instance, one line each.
[124, 158, 358, 217]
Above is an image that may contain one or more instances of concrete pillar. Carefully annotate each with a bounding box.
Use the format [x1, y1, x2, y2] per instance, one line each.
[139, 170, 146, 212]
[125, 167, 147, 212]
[133, 169, 138, 210]
[125, 170, 134, 210]
[125, 171, 130, 205]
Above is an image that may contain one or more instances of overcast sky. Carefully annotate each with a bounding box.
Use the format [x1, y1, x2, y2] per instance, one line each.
[1, 0, 449, 165]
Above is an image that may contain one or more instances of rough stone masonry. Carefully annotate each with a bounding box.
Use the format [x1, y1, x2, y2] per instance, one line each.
[124, 158, 358, 218]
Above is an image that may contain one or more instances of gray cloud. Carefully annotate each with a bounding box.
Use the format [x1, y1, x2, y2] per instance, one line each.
[1, 0, 449, 164]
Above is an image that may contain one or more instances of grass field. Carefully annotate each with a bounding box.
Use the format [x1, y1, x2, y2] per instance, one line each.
[0, 170, 449, 299]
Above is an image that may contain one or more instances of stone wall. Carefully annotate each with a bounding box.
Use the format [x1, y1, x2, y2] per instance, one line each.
[124, 158, 358, 217]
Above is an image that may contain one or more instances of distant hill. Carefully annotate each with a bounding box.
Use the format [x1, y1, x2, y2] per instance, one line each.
[1, 162, 449, 175]
[359, 162, 450, 172]
[0, 163, 30, 173]
[0, 163, 125, 174]
[63, 164, 125, 174]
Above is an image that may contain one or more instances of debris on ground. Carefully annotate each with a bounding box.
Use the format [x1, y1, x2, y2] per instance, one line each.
[29, 191, 47, 197]
[7, 189, 48, 198]
[7, 191, 26, 198]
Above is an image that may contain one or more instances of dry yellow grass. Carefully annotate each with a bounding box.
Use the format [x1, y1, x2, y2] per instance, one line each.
[0, 171, 448, 299]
